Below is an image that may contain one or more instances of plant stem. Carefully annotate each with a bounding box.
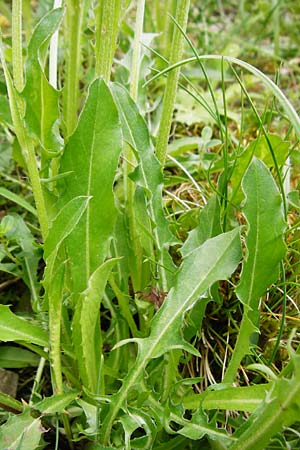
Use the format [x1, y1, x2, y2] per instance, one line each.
[12, 0, 23, 92]
[0, 41, 49, 238]
[130, 0, 145, 101]
[64, 0, 84, 136]
[95, 0, 120, 82]
[49, 0, 62, 88]
[155, 0, 190, 166]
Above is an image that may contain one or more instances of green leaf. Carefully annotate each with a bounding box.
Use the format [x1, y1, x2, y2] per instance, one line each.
[0, 94, 12, 125]
[34, 390, 79, 414]
[58, 79, 122, 294]
[43, 195, 90, 259]
[72, 258, 118, 393]
[0, 305, 48, 347]
[22, 8, 64, 153]
[224, 158, 286, 382]
[140, 228, 241, 359]
[230, 353, 300, 450]
[231, 134, 290, 205]
[183, 383, 273, 412]
[0, 214, 41, 308]
[181, 194, 221, 257]
[237, 158, 286, 305]
[0, 346, 39, 368]
[0, 409, 42, 450]
[0, 187, 37, 216]
[101, 228, 242, 441]
[111, 83, 177, 289]
[0, 392, 23, 414]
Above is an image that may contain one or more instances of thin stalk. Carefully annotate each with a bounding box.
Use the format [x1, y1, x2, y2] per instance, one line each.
[221, 57, 228, 230]
[0, 40, 48, 237]
[12, 0, 23, 92]
[268, 261, 287, 365]
[95, 0, 120, 82]
[155, 0, 190, 165]
[145, 55, 300, 137]
[64, 0, 84, 136]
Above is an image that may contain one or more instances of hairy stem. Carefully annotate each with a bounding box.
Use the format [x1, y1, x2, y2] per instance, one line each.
[95, 0, 121, 82]
[155, 0, 190, 165]
[64, 0, 84, 136]
[12, 0, 23, 92]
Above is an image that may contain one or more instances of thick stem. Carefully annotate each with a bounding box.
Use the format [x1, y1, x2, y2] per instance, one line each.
[64, 0, 84, 136]
[155, 0, 190, 166]
[12, 0, 23, 92]
[95, 0, 120, 82]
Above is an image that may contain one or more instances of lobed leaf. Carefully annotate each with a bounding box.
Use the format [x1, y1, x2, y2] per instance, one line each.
[0, 409, 42, 450]
[34, 390, 79, 415]
[102, 228, 242, 442]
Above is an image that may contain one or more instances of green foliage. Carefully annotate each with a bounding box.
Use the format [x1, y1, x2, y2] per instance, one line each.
[0, 409, 42, 450]
[224, 158, 287, 383]
[0, 1, 299, 449]
[0, 305, 47, 346]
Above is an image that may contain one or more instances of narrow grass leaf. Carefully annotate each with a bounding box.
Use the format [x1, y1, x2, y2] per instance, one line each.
[224, 158, 286, 382]
[58, 79, 122, 294]
[0, 187, 37, 216]
[0, 306, 48, 347]
[145, 55, 300, 137]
